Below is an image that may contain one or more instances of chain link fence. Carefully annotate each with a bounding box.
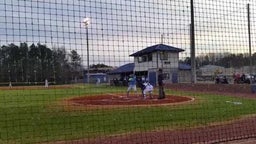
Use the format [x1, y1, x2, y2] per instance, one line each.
[0, 0, 256, 143]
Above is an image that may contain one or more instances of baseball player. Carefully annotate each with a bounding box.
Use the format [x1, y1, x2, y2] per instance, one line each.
[142, 81, 154, 99]
[127, 74, 137, 97]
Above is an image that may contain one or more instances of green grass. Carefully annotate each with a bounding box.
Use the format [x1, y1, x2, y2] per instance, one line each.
[1, 84, 256, 143]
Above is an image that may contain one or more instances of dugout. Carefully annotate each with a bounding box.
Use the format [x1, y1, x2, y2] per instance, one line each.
[84, 73, 108, 84]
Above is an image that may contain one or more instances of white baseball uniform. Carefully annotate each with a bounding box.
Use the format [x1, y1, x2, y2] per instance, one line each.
[143, 82, 153, 98]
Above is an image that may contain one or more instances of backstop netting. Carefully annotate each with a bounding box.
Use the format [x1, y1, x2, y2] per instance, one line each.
[1, 0, 256, 143]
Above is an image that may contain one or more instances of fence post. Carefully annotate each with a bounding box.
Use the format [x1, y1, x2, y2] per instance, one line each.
[247, 4, 252, 75]
[190, 0, 196, 83]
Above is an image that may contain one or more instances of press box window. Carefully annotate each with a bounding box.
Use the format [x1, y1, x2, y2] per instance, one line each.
[138, 55, 147, 63]
[148, 54, 152, 61]
[138, 57, 143, 63]
[160, 52, 168, 60]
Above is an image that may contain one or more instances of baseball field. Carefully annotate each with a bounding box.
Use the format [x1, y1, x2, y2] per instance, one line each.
[1, 84, 256, 143]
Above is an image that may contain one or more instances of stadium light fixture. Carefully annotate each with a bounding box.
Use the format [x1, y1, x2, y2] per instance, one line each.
[83, 17, 90, 27]
[82, 17, 91, 84]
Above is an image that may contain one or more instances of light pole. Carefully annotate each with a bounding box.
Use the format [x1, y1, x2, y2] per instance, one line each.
[83, 17, 90, 84]
[159, 33, 171, 69]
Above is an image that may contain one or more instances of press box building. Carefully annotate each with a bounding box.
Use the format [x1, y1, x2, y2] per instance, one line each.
[129, 44, 191, 85]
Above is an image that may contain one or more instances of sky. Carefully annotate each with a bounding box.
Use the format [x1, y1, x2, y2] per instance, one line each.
[0, 0, 255, 67]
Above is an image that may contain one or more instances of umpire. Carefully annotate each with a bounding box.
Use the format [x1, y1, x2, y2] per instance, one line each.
[158, 68, 165, 99]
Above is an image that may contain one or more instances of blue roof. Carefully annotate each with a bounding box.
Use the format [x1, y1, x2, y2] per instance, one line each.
[108, 63, 134, 74]
[130, 44, 184, 57]
[179, 63, 191, 70]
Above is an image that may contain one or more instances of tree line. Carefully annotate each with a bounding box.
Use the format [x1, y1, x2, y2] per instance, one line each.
[0, 43, 83, 84]
[181, 52, 256, 68]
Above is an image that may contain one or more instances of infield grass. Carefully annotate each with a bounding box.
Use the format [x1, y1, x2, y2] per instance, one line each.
[1, 84, 256, 143]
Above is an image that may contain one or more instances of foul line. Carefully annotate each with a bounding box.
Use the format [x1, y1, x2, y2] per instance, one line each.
[107, 93, 124, 97]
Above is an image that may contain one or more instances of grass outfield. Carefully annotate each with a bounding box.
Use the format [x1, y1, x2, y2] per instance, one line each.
[1, 84, 256, 143]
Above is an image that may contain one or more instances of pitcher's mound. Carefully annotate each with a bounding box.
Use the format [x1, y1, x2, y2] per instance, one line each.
[68, 94, 193, 107]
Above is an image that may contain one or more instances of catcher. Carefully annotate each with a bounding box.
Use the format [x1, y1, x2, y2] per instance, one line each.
[142, 81, 154, 99]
